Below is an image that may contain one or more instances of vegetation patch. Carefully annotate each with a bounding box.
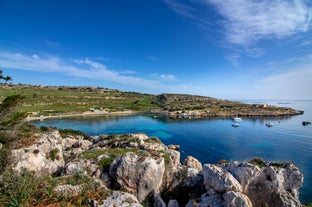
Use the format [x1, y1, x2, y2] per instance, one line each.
[269, 162, 285, 168]
[99, 156, 116, 170]
[79, 148, 140, 160]
[59, 128, 90, 139]
[49, 148, 60, 161]
[249, 157, 265, 168]
[0, 169, 109, 207]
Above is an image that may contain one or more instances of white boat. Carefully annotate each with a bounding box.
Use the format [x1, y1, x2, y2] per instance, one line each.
[233, 108, 242, 122]
[233, 117, 242, 122]
[266, 122, 274, 127]
[232, 123, 240, 127]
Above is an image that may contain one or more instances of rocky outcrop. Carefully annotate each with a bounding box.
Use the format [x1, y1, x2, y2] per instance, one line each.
[109, 152, 165, 202]
[203, 164, 243, 193]
[7, 131, 304, 207]
[99, 191, 142, 207]
[53, 184, 83, 198]
[10, 131, 64, 176]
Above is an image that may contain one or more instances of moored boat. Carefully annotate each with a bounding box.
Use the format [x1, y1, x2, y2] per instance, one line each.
[232, 123, 240, 127]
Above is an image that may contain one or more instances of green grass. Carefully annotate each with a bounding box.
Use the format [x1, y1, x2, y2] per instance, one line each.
[79, 148, 140, 160]
[0, 85, 159, 115]
[48, 148, 60, 161]
[59, 128, 90, 139]
[249, 157, 265, 168]
[0, 169, 109, 207]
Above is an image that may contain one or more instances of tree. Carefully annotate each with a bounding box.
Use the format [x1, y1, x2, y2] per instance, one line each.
[0, 69, 13, 84]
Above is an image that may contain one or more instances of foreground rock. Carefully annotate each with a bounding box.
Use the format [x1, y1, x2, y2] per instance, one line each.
[99, 191, 142, 207]
[10, 131, 64, 176]
[7, 130, 304, 206]
[109, 152, 165, 202]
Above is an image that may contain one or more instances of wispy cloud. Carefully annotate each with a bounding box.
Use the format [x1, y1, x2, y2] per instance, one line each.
[202, 0, 312, 46]
[146, 56, 158, 61]
[255, 66, 312, 99]
[165, 0, 312, 64]
[151, 73, 177, 81]
[0, 51, 160, 87]
[164, 0, 211, 29]
[0, 50, 187, 93]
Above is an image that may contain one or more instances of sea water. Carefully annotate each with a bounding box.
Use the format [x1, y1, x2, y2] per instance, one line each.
[32, 100, 312, 202]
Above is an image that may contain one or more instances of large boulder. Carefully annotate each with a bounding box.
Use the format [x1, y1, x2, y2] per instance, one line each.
[65, 158, 99, 176]
[221, 161, 261, 192]
[185, 189, 252, 207]
[183, 156, 202, 171]
[246, 164, 303, 207]
[53, 184, 83, 198]
[99, 191, 142, 207]
[203, 164, 242, 193]
[10, 131, 64, 176]
[109, 152, 165, 202]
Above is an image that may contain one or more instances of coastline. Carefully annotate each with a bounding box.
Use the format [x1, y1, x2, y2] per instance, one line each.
[25, 110, 139, 121]
[25, 108, 304, 122]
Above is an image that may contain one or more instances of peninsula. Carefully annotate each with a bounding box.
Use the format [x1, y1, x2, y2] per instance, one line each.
[0, 84, 303, 120]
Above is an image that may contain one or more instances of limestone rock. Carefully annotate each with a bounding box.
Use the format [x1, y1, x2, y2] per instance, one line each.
[11, 131, 64, 176]
[154, 194, 166, 207]
[203, 164, 242, 193]
[183, 156, 202, 171]
[99, 191, 142, 207]
[221, 161, 261, 192]
[246, 164, 303, 207]
[65, 158, 99, 176]
[168, 200, 179, 207]
[161, 149, 181, 189]
[53, 184, 83, 198]
[109, 152, 165, 202]
[62, 137, 92, 158]
[223, 191, 252, 207]
[168, 144, 180, 150]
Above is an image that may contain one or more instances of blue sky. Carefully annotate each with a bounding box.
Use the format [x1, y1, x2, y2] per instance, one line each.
[0, 0, 311, 99]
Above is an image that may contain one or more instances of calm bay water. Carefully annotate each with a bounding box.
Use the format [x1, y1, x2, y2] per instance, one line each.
[32, 100, 312, 202]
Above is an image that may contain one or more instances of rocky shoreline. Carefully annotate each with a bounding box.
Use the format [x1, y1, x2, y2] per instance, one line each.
[5, 130, 304, 207]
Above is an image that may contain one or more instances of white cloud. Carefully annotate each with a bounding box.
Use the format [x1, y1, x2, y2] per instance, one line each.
[0, 50, 190, 94]
[255, 66, 312, 99]
[203, 0, 312, 46]
[151, 73, 177, 81]
[32, 54, 40, 60]
[164, 0, 211, 29]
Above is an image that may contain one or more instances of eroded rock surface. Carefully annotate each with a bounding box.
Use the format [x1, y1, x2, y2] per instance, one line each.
[8, 131, 304, 207]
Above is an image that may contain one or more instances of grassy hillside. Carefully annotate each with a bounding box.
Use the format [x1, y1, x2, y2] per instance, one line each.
[0, 84, 302, 117]
[0, 85, 159, 116]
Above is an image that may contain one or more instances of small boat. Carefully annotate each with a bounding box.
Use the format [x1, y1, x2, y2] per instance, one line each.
[266, 122, 274, 127]
[233, 109, 242, 122]
[302, 121, 311, 126]
[233, 117, 242, 122]
[232, 123, 240, 127]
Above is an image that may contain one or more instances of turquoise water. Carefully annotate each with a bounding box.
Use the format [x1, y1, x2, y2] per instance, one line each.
[32, 100, 312, 202]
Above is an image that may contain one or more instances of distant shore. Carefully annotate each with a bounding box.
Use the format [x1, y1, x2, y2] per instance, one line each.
[25, 110, 138, 121]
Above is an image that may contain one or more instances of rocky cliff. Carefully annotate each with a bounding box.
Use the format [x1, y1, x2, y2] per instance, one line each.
[3, 130, 304, 207]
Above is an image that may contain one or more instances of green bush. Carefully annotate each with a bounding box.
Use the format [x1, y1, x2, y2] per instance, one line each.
[99, 156, 116, 170]
[59, 128, 90, 139]
[0, 169, 109, 206]
[48, 148, 59, 161]
[249, 157, 265, 168]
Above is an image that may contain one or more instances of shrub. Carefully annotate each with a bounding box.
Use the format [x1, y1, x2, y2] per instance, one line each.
[99, 156, 116, 170]
[59, 128, 90, 139]
[249, 157, 265, 168]
[48, 148, 59, 161]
